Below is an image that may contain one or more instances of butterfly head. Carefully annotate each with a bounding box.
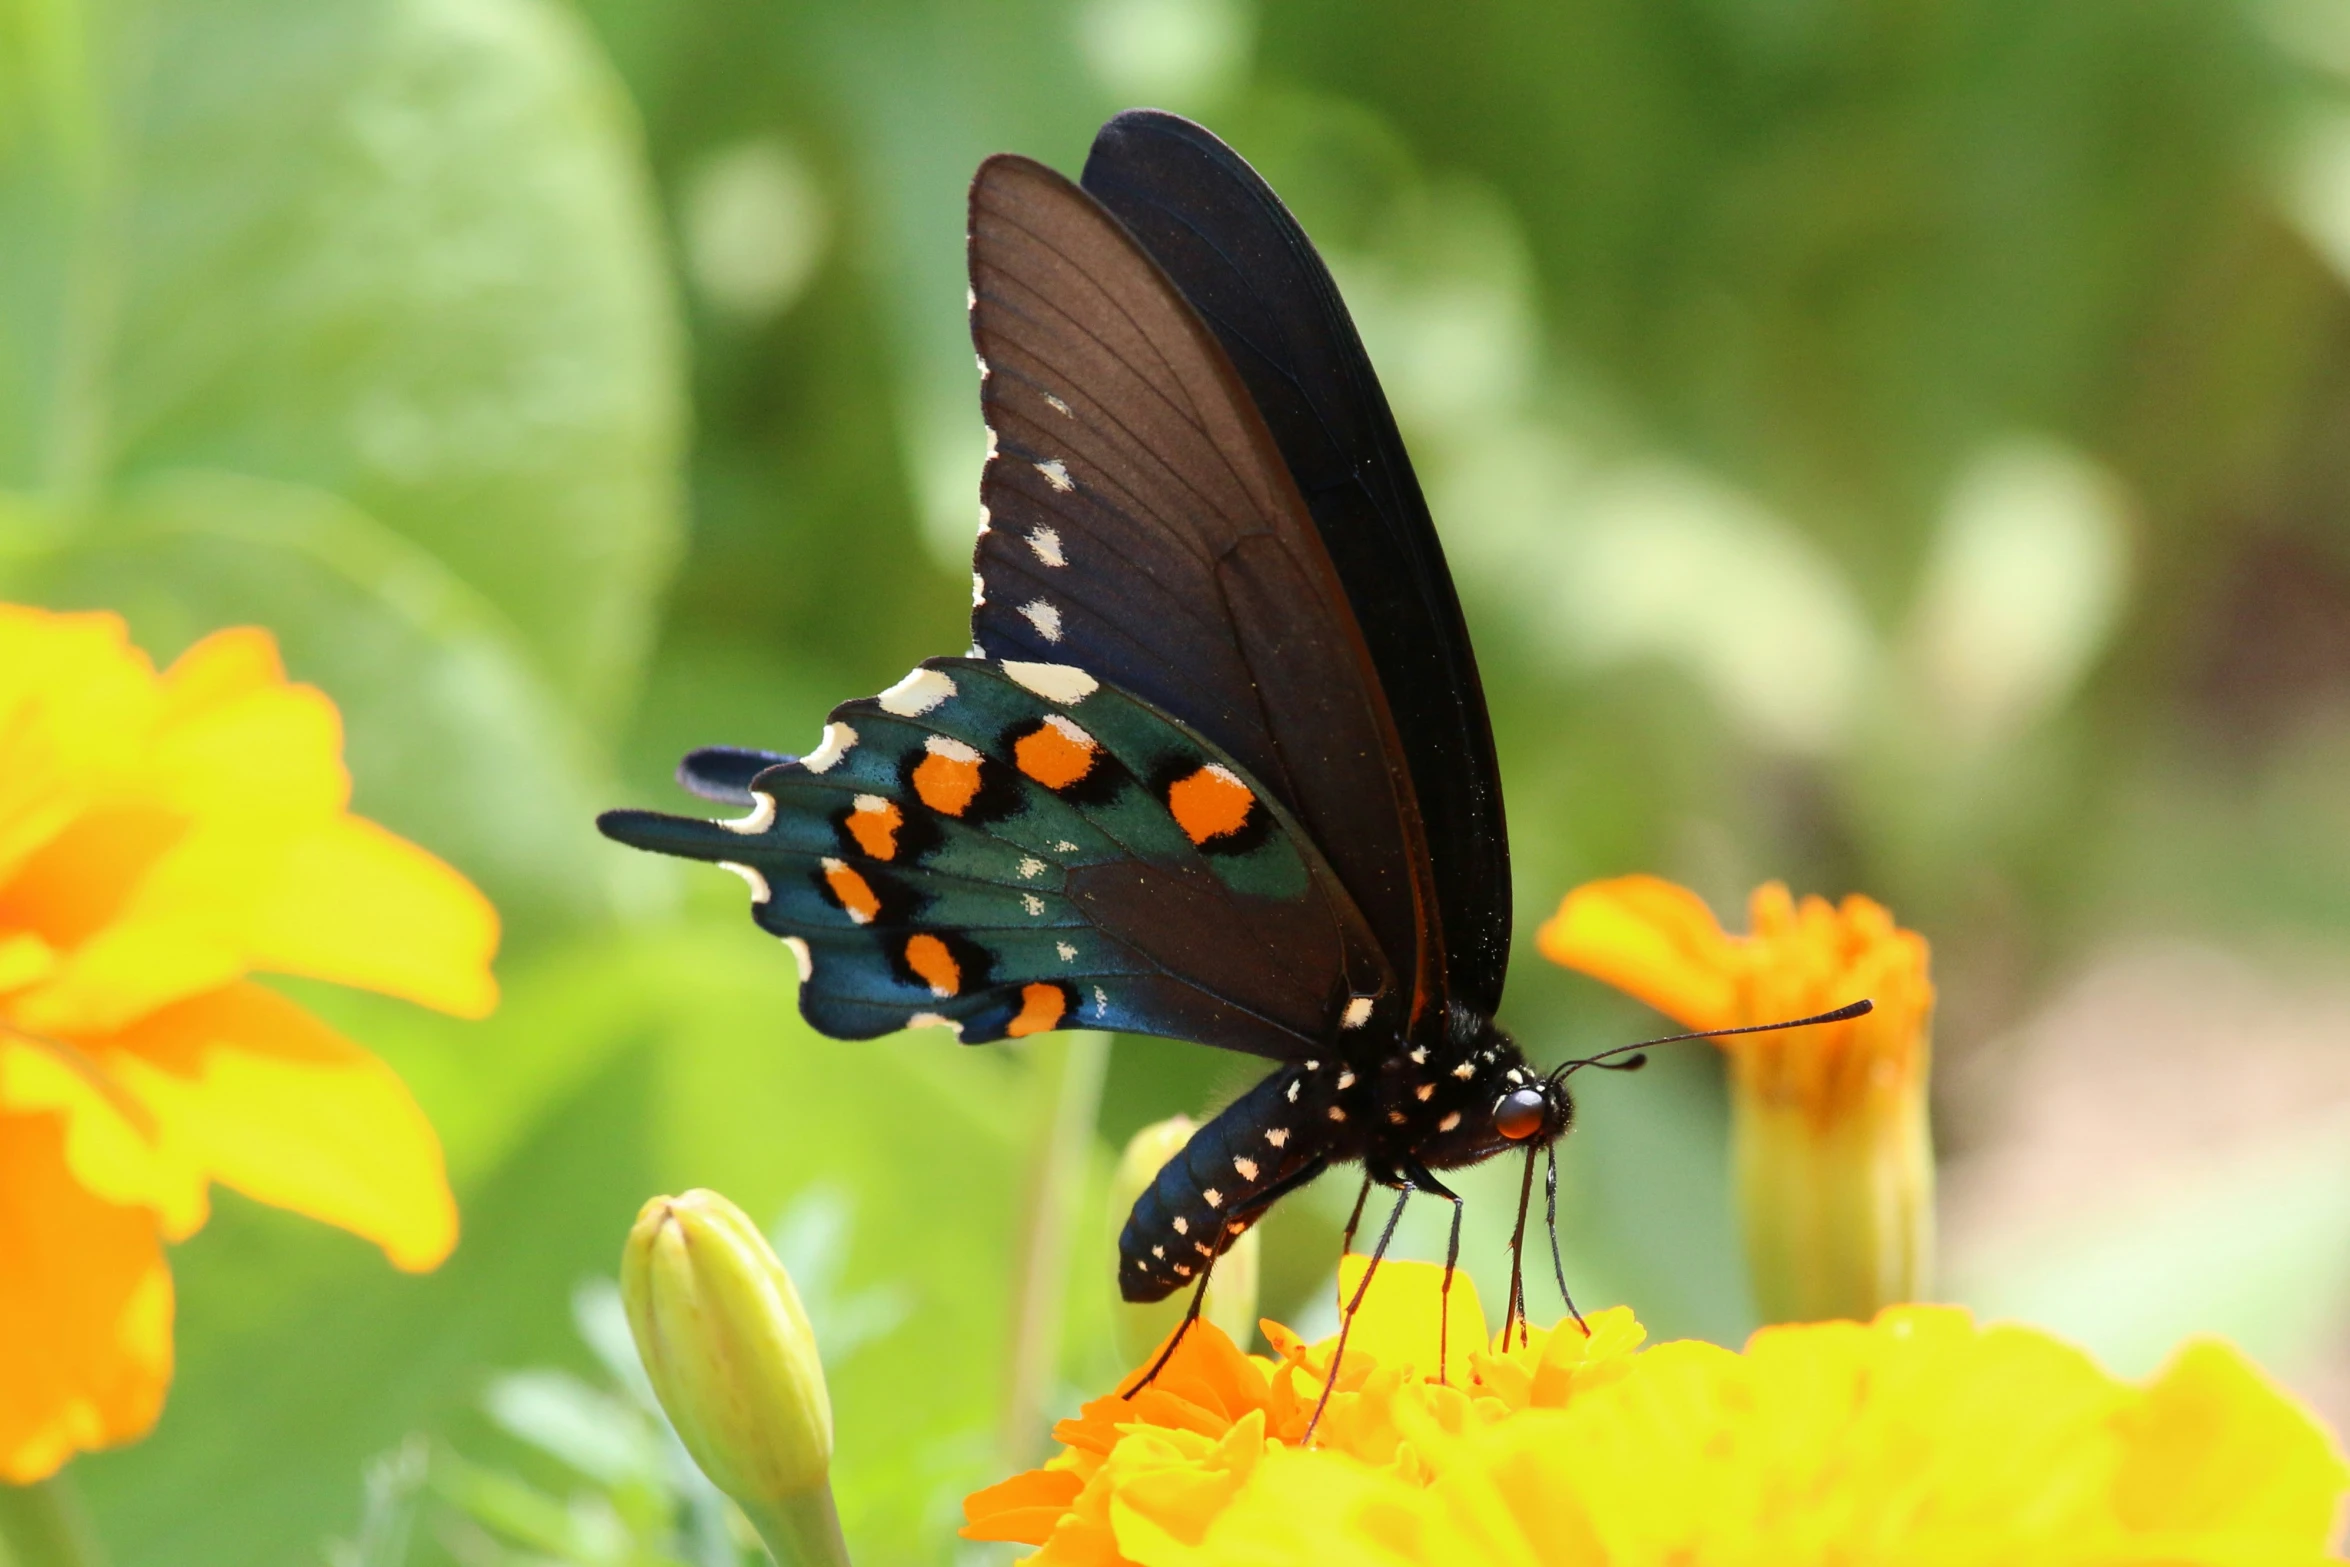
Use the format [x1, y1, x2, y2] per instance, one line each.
[1407, 1009, 1574, 1168]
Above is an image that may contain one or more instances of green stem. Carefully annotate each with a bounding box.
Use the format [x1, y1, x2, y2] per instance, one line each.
[999, 1030, 1111, 1466]
[0, 1476, 109, 1567]
[740, 1486, 851, 1567]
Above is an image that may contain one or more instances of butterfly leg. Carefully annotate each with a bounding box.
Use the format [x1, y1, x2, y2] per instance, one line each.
[1505, 1144, 1538, 1348]
[1119, 1154, 1332, 1399]
[1400, 1156, 1464, 1385]
[1338, 1168, 1373, 1255]
[1304, 1179, 1411, 1445]
[1545, 1144, 1589, 1335]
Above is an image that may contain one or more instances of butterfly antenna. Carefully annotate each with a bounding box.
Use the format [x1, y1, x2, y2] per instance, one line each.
[1549, 998, 1873, 1084]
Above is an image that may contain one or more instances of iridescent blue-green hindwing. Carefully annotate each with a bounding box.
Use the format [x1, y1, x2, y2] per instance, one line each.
[597, 657, 1390, 1054]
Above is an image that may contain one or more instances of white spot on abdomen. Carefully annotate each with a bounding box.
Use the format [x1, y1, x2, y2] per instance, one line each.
[877, 666, 955, 717]
[1020, 600, 1063, 642]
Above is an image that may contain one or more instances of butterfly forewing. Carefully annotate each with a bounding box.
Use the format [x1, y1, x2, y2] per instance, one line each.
[967, 154, 1444, 1031]
[1079, 111, 1513, 1018]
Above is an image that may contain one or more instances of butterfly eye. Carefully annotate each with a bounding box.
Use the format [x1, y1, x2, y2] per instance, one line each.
[1494, 1087, 1549, 1141]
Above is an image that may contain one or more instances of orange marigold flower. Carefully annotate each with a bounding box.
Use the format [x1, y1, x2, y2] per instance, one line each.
[1540, 875, 1934, 1321]
[966, 1259, 2350, 1565]
[0, 606, 497, 1482]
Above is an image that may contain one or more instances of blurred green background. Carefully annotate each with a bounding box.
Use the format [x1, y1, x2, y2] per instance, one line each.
[9, 0, 2350, 1559]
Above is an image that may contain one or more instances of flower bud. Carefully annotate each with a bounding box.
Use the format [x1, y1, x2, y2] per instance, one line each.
[1111, 1116, 1260, 1364]
[1541, 876, 1936, 1323]
[621, 1189, 849, 1565]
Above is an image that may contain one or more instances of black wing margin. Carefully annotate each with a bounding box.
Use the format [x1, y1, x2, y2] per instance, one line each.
[1078, 110, 1512, 1019]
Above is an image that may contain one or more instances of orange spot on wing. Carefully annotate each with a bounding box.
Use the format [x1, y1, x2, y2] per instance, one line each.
[822, 859, 882, 924]
[1006, 982, 1067, 1038]
[905, 933, 961, 996]
[1167, 763, 1254, 845]
[846, 797, 903, 859]
[1014, 716, 1097, 790]
[914, 747, 984, 816]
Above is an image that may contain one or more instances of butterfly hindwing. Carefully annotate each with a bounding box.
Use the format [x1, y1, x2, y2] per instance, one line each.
[599, 657, 1391, 1053]
[1079, 110, 1513, 1018]
[965, 153, 1446, 1032]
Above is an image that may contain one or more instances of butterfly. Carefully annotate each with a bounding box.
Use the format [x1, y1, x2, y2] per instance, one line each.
[598, 110, 1862, 1407]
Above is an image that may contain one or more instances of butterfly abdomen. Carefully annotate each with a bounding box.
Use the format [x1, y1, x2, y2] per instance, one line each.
[1119, 1054, 1377, 1302]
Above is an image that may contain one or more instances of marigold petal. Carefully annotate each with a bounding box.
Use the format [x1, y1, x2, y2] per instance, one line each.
[1535, 875, 1742, 1032]
[0, 1112, 173, 1484]
[962, 1466, 1085, 1543]
[2113, 1337, 2350, 1542]
[0, 609, 156, 885]
[0, 1029, 200, 1233]
[158, 625, 287, 715]
[103, 983, 457, 1270]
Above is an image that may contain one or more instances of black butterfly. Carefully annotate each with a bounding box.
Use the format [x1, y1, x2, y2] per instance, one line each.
[599, 111, 1860, 1404]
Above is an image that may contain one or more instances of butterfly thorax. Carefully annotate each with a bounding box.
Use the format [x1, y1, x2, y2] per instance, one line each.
[1365, 1003, 1569, 1172]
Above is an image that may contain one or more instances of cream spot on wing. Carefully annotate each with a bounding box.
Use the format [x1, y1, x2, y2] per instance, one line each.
[1264, 1127, 1287, 1147]
[1342, 996, 1374, 1029]
[1044, 392, 1073, 418]
[1408, 1046, 1428, 1064]
[924, 735, 981, 764]
[1034, 457, 1074, 492]
[972, 573, 987, 608]
[1093, 984, 1109, 1013]
[985, 425, 1000, 461]
[977, 502, 992, 537]
[1286, 1080, 1299, 1103]
[1056, 941, 1077, 962]
[1027, 525, 1066, 567]
[1022, 894, 1045, 916]
[782, 936, 812, 982]
[1194, 1241, 1213, 1256]
[718, 861, 770, 904]
[1452, 1061, 1476, 1080]
[1152, 1244, 1165, 1259]
[1174, 1263, 1192, 1277]
[720, 791, 776, 835]
[1507, 1069, 1527, 1085]
[1056, 840, 1080, 853]
[967, 285, 977, 310]
[1003, 661, 1098, 703]
[1439, 1111, 1461, 1132]
[877, 666, 955, 716]
[1389, 1111, 1407, 1124]
[1019, 857, 1048, 880]
[1328, 1106, 1346, 1122]
[1202, 1188, 1223, 1208]
[1335, 1070, 1356, 1090]
[1020, 599, 1063, 642]
[1415, 1083, 1435, 1101]
[907, 1013, 965, 1038]
[1233, 1157, 1258, 1181]
[975, 352, 990, 380]
[1173, 1216, 1188, 1235]
[805, 721, 857, 774]
[1304, 1060, 1320, 1071]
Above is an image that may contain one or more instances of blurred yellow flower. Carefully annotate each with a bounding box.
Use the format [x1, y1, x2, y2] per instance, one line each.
[0, 606, 497, 1483]
[1540, 875, 1935, 1320]
[965, 1259, 2350, 1565]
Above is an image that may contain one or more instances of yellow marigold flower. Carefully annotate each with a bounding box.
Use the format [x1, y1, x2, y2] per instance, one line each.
[0, 606, 497, 1482]
[965, 1259, 2350, 1564]
[1539, 874, 1935, 1321]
